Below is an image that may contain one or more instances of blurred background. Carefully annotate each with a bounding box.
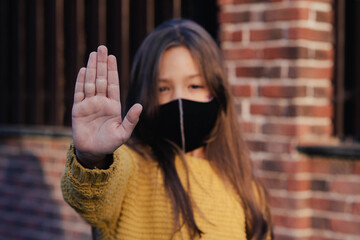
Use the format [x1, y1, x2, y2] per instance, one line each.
[0, 0, 359, 239]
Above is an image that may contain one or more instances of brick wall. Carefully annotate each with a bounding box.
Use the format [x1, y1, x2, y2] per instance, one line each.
[218, 0, 360, 239]
[1, 1, 360, 239]
[0, 129, 91, 239]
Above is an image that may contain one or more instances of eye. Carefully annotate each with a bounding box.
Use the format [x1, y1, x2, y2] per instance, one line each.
[159, 86, 169, 92]
[189, 84, 204, 89]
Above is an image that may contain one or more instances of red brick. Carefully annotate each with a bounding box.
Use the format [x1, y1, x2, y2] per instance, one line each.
[269, 195, 310, 209]
[272, 214, 312, 228]
[354, 162, 360, 174]
[218, 11, 251, 23]
[264, 8, 310, 21]
[217, 0, 234, 5]
[310, 124, 333, 136]
[220, 29, 242, 42]
[308, 236, 338, 240]
[236, 66, 281, 78]
[262, 123, 311, 137]
[240, 121, 257, 133]
[289, 27, 333, 42]
[234, 0, 282, 3]
[290, 104, 333, 118]
[311, 197, 347, 212]
[327, 159, 353, 174]
[315, 49, 334, 60]
[258, 175, 286, 190]
[250, 103, 288, 116]
[250, 28, 282, 42]
[264, 46, 309, 59]
[288, 66, 333, 79]
[312, 217, 330, 230]
[314, 86, 333, 98]
[265, 140, 294, 153]
[290, 0, 332, 2]
[246, 139, 266, 152]
[316, 10, 333, 23]
[259, 85, 307, 98]
[259, 175, 314, 192]
[352, 202, 360, 215]
[288, 178, 311, 191]
[260, 158, 308, 174]
[262, 47, 333, 61]
[233, 31, 243, 41]
[332, 181, 360, 195]
[232, 84, 253, 97]
[290, 160, 311, 174]
[236, 67, 263, 78]
[310, 159, 331, 173]
[251, 104, 332, 118]
[311, 179, 330, 191]
[219, 29, 233, 42]
[331, 219, 360, 235]
[223, 48, 258, 60]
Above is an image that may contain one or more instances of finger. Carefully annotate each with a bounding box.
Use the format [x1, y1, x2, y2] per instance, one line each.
[107, 55, 120, 101]
[96, 45, 108, 96]
[117, 103, 143, 142]
[74, 68, 86, 103]
[84, 52, 97, 97]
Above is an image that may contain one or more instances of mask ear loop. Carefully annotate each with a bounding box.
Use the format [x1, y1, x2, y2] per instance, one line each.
[178, 99, 186, 151]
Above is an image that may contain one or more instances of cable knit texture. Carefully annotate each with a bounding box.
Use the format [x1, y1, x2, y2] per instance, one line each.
[61, 144, 248, 239]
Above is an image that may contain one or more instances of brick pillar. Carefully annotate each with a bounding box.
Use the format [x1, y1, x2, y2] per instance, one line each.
[217, 0, 347, 239]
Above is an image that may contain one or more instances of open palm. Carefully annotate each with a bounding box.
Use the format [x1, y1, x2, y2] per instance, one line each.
[72, 46, 142, 164]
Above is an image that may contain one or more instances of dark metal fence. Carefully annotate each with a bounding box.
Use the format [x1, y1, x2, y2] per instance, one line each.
[0, 0, 217, 126]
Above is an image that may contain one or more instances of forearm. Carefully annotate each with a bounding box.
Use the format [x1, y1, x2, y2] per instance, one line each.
[61, 144, 132, 228]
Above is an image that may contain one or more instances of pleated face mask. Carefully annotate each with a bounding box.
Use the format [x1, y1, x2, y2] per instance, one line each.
[155, 98, 219, 152]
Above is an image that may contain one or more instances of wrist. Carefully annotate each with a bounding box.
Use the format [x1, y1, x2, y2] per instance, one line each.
[75, 149, 110, 169]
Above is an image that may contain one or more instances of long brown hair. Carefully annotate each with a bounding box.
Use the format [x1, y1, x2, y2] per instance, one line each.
[125, 19, 272, 239]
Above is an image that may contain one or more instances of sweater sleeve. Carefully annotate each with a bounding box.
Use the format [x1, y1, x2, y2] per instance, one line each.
[61, 143, 137, 231]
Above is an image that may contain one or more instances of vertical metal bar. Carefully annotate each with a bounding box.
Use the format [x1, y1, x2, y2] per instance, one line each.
[85, 0, 99, 54]
[26, 0, 36, 124]
[147, 0, 155, 33]
[335, 0, 345, 139]
[36, 0, 45, 124]
[173, 0, 181, 18]
[64, 0, 77, 126]
[18, 0, 26, 124]
[0, 0, 8, 123]
[44, 0, 55, 125]
[77, 0, 86, 66]
[155, 0, 173, 25]
[9, 0, 26, 124]
[99, 0, 107, 45]
[120, 0, 130, 109]
[355, 0, 360, 140]
[56, 0, 65, 125]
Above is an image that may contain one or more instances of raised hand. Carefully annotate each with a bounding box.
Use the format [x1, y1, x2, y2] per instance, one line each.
[71, 45, 142, 168]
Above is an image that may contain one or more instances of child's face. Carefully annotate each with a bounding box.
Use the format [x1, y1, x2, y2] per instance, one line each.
[157, 46, 211, 105]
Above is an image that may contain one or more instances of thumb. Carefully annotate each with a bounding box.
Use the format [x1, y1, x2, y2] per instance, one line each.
[117, 103, 143, 142]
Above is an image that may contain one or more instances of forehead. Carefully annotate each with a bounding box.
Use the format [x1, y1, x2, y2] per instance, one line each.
[158, 46, 200, 77]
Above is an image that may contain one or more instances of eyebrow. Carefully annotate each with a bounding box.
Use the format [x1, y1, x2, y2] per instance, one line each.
[158, 73, 202, 82]
[187, 73, 202, 79]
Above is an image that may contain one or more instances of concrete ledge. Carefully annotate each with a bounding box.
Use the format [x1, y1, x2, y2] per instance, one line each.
[297, 144, 360, 160]
[0, 125, 72, 138]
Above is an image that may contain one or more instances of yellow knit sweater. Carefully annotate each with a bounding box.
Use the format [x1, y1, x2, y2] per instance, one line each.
[61, 144, 249, 239]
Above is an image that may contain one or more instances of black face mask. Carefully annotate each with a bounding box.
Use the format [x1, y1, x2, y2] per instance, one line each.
[155, 98, 219, 152]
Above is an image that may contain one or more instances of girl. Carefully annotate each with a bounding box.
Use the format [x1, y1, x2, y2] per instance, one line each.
[61, 19, 272, 240]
